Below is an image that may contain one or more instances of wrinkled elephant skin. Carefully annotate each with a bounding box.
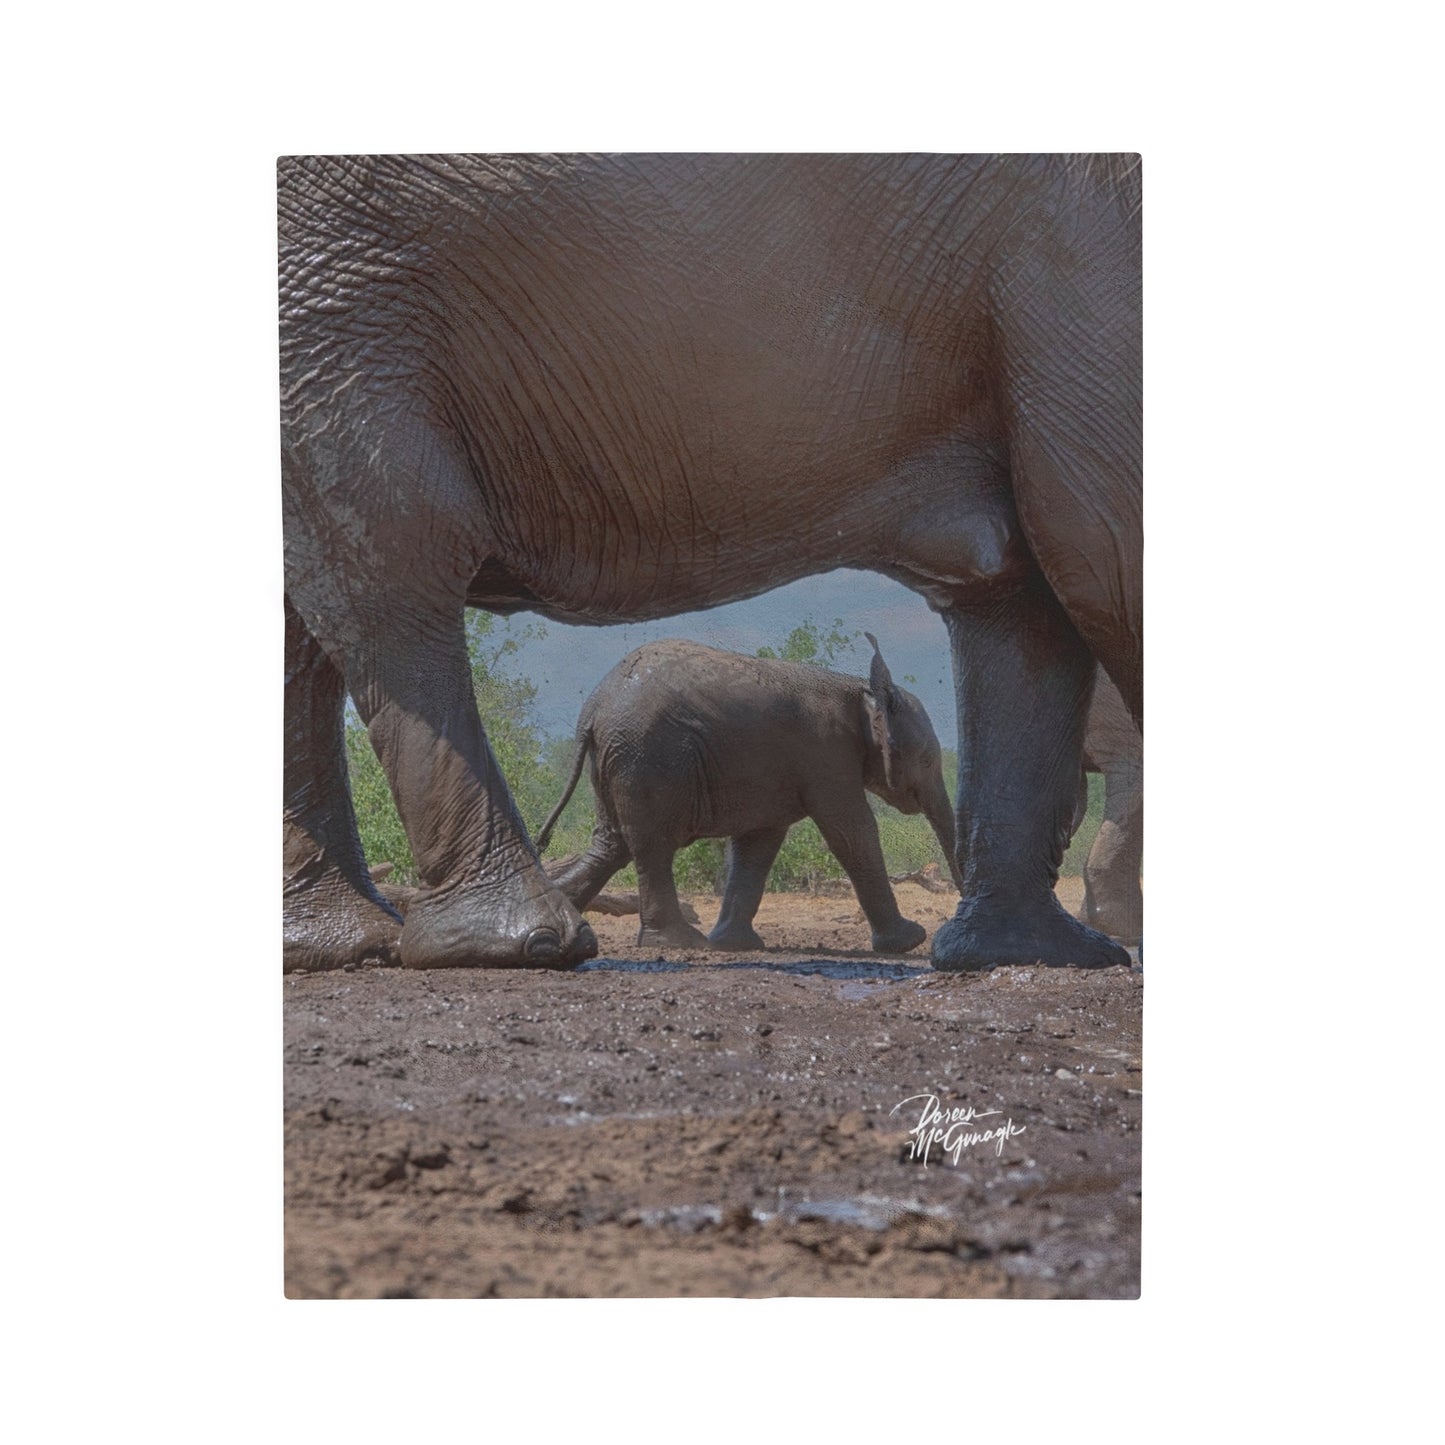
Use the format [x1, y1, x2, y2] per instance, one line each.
[279, 154, 1141, 971]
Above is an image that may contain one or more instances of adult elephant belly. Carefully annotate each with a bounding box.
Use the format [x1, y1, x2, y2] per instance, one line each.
[437, 190, 1015, 621]
[464, 435, 1027, 622]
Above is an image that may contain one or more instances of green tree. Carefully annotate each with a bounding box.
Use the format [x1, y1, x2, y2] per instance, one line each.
[754, 615, 859, 668]
[464, 611, 552, 829]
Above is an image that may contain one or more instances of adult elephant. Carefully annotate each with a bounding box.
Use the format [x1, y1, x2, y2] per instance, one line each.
[280, 153, 1141, 973]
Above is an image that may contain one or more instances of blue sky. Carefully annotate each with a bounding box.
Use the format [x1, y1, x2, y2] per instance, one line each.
[501, 568, 959, 748]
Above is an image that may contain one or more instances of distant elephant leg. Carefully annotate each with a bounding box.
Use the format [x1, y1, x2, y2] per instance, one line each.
[708, 825, 789, 951]
[932, 580, 1130, 971]
[322, 595, 596, 970]
[811, 798, 926, 955]
[1084, 774, 1143, 943]
[1081, 679, 1143, 942]
[548, 821, 632, 912]
[634, 840, 710, 950]
[282, 593, 402, 971]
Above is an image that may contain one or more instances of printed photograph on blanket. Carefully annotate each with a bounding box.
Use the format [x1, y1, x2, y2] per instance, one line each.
[280, 154, 1143, 1298]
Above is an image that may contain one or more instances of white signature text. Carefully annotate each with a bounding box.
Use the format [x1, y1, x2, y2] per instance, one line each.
[891, 1092, 1026, 1167]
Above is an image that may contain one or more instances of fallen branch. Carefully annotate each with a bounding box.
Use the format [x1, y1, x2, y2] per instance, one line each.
[888, 863, 954, 894]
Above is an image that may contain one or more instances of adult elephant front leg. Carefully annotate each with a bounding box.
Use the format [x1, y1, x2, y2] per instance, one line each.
[283, 388, 596, 969]
[283, 593, 403, 971]
[339, 597, 597, 971]
[933, 579, 1130, 971]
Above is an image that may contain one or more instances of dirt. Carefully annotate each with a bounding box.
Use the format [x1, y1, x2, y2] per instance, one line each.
[285, 880, 1141, 1298]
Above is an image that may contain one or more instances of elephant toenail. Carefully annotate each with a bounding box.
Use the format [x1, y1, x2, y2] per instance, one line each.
[524, 927, 562, 963]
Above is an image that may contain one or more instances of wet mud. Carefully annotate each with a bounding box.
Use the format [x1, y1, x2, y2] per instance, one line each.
[285, 882, 1141, 1298]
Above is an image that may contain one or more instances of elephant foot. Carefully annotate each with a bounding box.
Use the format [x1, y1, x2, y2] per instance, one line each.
[638, 922, 712, 951]
[870, 918, 928, 955]
[283, 877, 404, 972]
[707, 922, 767, 951]
[399, 877, 597, 969]
[932, 892, 1129, 972]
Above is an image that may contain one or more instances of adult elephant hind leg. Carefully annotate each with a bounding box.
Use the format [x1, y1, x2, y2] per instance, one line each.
[708, 825, 788, 951]
[339, 597, 596, 970]
[283, 594, 402, 971]
[933, 582, 1129, 971]
[998, 189, 1142, 725]
[1011, 422, 1143, 728]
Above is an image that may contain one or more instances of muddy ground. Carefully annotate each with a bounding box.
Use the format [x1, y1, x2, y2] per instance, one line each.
[285, 879, 1141, 1298]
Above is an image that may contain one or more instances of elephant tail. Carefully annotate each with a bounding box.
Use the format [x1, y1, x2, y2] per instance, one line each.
[535, 727, 594, 853]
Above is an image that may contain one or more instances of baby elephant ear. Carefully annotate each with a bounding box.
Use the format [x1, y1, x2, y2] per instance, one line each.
[863, 633, 900, 790]
[865, 632, 895, 705]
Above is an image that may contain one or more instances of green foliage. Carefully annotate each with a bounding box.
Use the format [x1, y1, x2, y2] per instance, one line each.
[464, 612, 553, 831]
[673, 838, 727, 893]
[766, 820, 847, 891]
[872, 805, 949, 877]
[346, 723, 414, 879]
[754, 615, 859, 668]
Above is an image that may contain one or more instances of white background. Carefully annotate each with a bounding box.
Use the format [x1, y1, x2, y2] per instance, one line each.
[3, 1, 1438, 1438]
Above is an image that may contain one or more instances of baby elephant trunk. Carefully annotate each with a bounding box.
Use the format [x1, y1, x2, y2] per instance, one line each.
[922, 778, 965, 894]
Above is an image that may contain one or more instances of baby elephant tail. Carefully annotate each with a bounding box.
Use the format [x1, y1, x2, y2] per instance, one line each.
[534, 728, 594, 853]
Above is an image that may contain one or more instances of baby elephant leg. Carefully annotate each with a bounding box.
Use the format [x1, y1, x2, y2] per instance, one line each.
[812, 797, 927, 954]
[709, 825, 789, 951]
[634, 841, 710, 951]
[548, 822, 632, 912]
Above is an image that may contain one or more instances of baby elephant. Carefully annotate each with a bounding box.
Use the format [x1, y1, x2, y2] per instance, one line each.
[535, 636, 963, 953]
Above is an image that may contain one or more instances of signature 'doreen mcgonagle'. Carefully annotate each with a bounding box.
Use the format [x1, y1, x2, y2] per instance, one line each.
[891, 1092, 1027, 1167]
